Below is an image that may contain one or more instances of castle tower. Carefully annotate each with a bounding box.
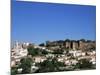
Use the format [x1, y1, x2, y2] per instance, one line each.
[72, 41, 78, 50]
[65, 41, 71, 49]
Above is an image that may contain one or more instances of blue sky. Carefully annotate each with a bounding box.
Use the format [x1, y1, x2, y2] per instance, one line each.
[11, 1, 96, 44]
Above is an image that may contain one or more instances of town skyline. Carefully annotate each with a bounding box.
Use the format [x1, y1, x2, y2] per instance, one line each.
[11, 38, 96, 45]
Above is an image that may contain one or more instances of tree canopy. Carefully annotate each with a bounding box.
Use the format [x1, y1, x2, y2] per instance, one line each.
[75, 59, 93, 69]
[19, 57, 33, 74]
[35, 58, 66, 73]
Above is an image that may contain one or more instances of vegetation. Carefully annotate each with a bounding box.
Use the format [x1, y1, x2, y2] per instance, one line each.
[19, 57, 33, 74]
[11, 67, 17, 75]
[39, 43, 45, 47]
[80, 39, 86, 42]
[41, 50, 48, 55]
[27, 44, 49, 56]
[28, 48, 40, 56]
[35, 58, 66, 73]
[27, 44, 40, 56]
[52, 49, 64, 54]
[74, 59, 93, 69]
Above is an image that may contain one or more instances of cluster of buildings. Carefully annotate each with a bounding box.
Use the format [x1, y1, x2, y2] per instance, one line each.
[11, 39, 96, 73]
[11, 41, 29, 67]
[30, 50, 96, 65]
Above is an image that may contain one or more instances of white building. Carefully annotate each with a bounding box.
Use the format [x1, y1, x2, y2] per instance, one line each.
[90, 56, 96, 64]
[69, 50, 86, 57]
[11, 41, 28, 66]
[33, 56, 47, 63]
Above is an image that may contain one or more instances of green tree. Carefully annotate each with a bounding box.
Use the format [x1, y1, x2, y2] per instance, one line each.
[65, 39, 70, 42]
[35, 58, 65, 73]
[80, 39, 86, 42]
[75, 59, 93, 69]
[19, 57, 33, 74]
[39, 43, 45, 47]
[11, 67, 17, 75]
[52, 49, 64, 54]
[27, 45, 40, 56]
[41, 50, 48, 55]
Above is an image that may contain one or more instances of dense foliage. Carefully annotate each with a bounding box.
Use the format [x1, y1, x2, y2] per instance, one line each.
[74, 59, 93, 69]
[19, 57, 33, 74]
[11, 67, 17, 75]
[35, 58, 66, 73]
